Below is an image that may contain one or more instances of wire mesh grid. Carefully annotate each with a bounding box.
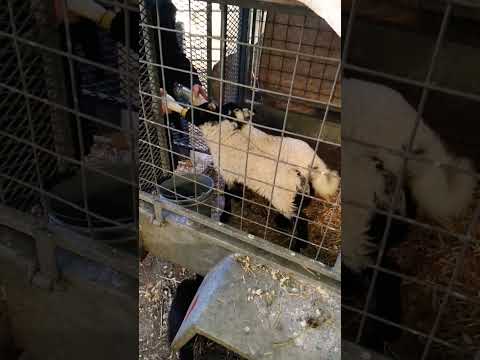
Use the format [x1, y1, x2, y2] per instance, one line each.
[1, 0, 59, 213]
[175, 0, 209, 88]
[138, 0, 342, 268]
[0, 0, 139, 248]
[74, 33, 139, 108]
[259, 10, 341, 114]
[342, 0, 480, 359]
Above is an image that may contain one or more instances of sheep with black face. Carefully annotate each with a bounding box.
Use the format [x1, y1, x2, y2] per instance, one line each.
[164, 95, 340, 253]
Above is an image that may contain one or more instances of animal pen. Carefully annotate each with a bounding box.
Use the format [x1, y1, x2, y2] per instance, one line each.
[138, 0, 343, 358]
[1, 0, 478, 359]
[342, 1, 480, 360]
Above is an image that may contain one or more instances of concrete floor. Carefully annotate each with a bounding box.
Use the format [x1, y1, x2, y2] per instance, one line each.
[0, 226, 138, 360]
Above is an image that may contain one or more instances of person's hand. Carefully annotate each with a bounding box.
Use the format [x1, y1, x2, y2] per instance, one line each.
[192, 84, 208, 103]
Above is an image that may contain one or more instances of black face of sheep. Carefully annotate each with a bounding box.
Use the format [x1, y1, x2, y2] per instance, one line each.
[182, 102, 251, 129]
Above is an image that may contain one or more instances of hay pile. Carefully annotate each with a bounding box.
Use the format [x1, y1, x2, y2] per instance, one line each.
[341, 187, 479, 359]
[386, 188, 480, 359]
[173, 158, 341, 267]
[227, 189, 341, 267]
[304, 191, 341, 266]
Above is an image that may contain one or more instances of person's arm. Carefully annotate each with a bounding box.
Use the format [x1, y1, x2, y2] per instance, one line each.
[110, 4, 202, 92]
[59, 0, 206, 97]
[160, 30, 201, 89]
[57, 0, 139, 51]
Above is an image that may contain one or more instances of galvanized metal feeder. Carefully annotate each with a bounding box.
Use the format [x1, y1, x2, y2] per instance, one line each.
[172, 254, 340, 360]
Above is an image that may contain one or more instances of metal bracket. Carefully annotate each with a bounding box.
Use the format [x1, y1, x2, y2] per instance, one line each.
[31, 227, 58, 291]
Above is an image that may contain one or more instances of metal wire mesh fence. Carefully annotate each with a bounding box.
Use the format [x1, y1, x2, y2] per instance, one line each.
[138, 0, 342, 268]
[0, 0, 138, 251]
[342, 0, 480, 359]
[259, 11, 341, 114]
[1, 0, 62, 213]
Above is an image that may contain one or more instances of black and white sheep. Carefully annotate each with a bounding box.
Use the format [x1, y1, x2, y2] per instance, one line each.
[164, 95, 340, 252]
[342, 77, 476, 273]
[342, 78, 476, 351]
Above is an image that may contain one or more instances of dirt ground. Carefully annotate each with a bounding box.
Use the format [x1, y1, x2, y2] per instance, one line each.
[139, 255, 246, 360]
[139, 255, 191, 360]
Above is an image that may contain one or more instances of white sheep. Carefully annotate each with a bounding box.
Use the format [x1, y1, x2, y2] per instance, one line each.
[342, 78, 476, 273]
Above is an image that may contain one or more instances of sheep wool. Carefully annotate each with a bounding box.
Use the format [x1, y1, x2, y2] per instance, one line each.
[342, 78, 476, 272]
[199, 119, 340, 219]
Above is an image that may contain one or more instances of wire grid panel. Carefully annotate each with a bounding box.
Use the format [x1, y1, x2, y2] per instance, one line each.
[0, 0, 59, 213]
[342, 1, 480, 359]
[174, 0, 209, 87]
[138, 0, 342, 268]
[259, 11, 341, 114]
[74, 32, 139, 109]
[139, 0, 175, 192]
[1, 0, 138, 246]
[175, 0, 243, 105]
[173, 0, 242, 151]
[222, 4, 240, 103]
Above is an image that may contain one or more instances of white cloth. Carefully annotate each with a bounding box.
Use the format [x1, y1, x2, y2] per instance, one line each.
[298, 0, 341, 37]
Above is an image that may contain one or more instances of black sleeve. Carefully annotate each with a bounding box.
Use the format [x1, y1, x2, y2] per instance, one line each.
[160, 30, 201, 91]
[109, 7, 201, 93]
[109, 10, 140, 53]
